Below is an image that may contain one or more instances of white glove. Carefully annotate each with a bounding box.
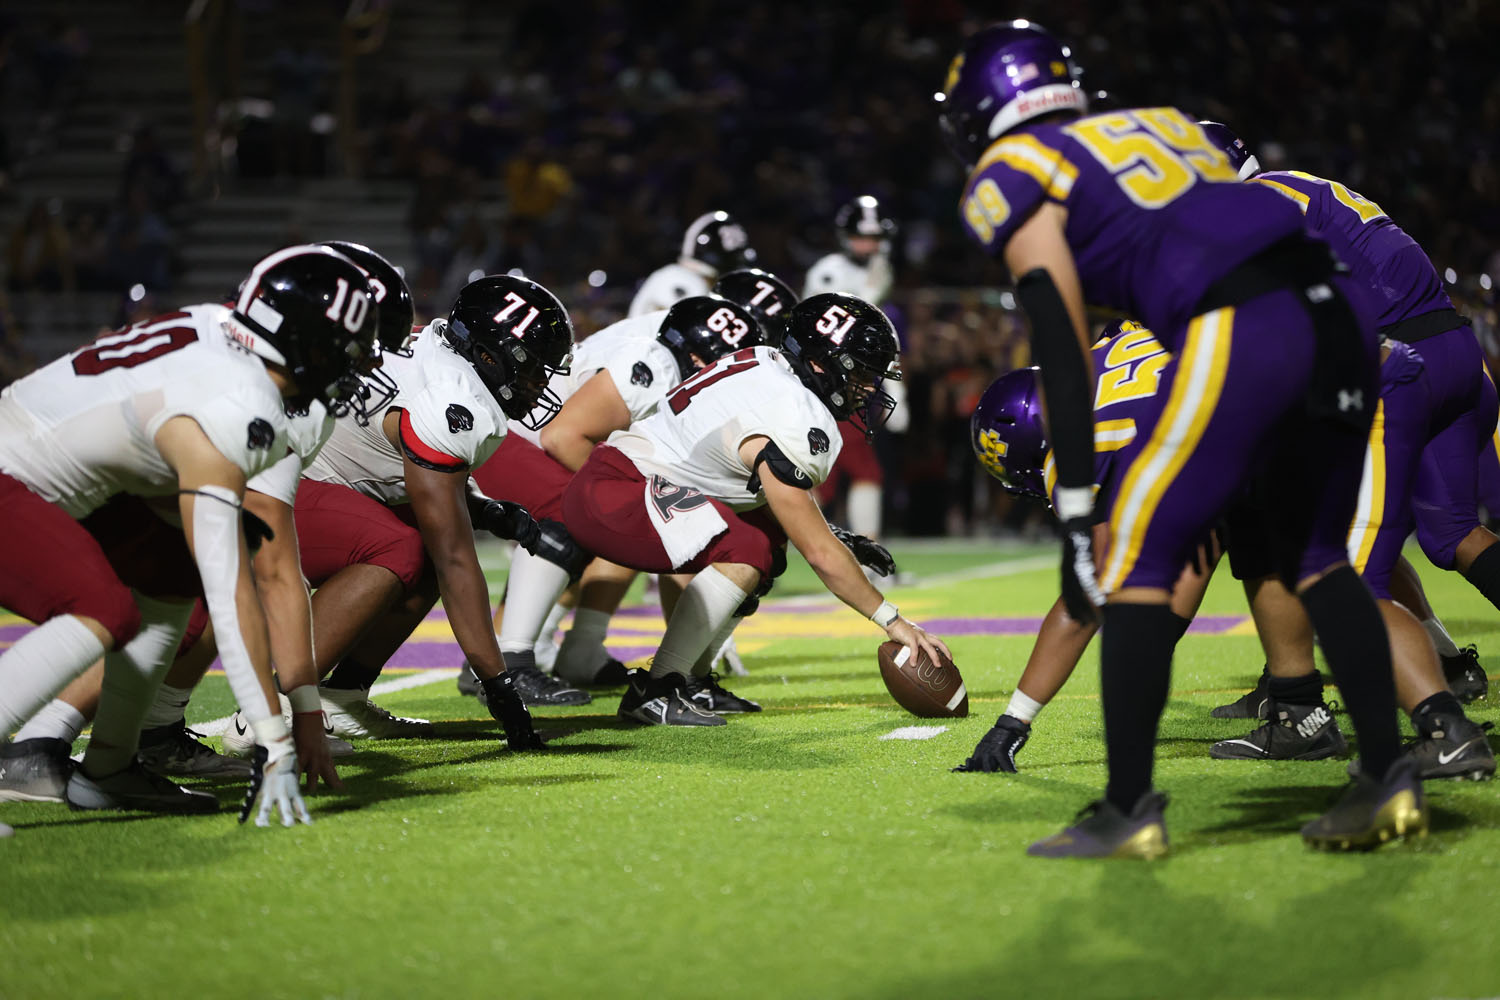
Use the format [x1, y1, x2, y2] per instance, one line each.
[238, 718, 313, 828]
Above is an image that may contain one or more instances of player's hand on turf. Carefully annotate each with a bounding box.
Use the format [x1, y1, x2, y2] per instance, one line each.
[477, 500, 541, 554]
[830, 525, 896, 577]
[291, 709, 343, 794]
[885, 617, 951, 674]
[952, 716, 1030, 773]
[239, 739, 313, 828]
[1060, 516, 1105, 625]
[481, 672, 545, 750]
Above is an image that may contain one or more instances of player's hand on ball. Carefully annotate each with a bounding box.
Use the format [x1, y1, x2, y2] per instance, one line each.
[1059, 516, 1105, 625]
[481, 672, 545, 750]
[291, 709, 343, 794]
[239, 739, 313, 828]
[885, 616, 950, 675]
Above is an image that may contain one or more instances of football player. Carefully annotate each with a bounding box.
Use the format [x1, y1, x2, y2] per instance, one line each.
[560, 293, 948, 725]
[939, 22, 1413, 855]
[627, 211, 757, 317]
[0, 244, 379, 826]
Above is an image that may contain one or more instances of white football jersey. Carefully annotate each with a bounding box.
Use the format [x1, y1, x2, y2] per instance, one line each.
[246, 402, 335, 507]
[607, 346, 842, 511]
[508, 309, 671, 446]
[803, 252, 893, 304]
[628, 263, 711, 317]
[304, 321, 507, 505]
[0, 304, 289, 519]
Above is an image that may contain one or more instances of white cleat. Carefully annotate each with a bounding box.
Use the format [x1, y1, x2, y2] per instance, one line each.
[319, 687, 433, 740]
[223, 705, 356, 759]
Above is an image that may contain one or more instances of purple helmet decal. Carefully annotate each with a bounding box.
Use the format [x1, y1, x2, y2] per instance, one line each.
[936, 21, 1088, 167]
[971, 367, 1049, 499]
[1198, 121, 1261, 179]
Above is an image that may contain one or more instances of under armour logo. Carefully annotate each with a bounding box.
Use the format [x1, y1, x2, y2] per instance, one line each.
[1337, 389, 1364, 412]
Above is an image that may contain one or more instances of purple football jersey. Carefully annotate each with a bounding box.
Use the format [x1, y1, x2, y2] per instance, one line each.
[1250, 170, 1452, 330]
[959, 108, 1306, 348]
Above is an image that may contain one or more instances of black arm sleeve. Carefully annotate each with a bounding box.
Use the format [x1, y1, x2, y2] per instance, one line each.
[1015, 268, 1094, 492]
[746, 440, 813, 492]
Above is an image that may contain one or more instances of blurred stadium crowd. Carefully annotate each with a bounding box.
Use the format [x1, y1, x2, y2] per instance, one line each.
[0, 0, 1496, 535]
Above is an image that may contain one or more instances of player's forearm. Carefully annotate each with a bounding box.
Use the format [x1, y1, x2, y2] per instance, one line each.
[432, 551, 506, 677]
[803, 541, 883, 620]
[1018, 596, 1097, 705]
[258, 570, 317, 692]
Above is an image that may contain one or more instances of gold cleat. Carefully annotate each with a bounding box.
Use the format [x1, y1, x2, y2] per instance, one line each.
[1301, 758, 1429, 852]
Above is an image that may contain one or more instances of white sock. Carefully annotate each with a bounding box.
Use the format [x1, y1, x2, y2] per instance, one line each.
[14, 699, 87, 744]
[1004, 689, 1045, 724]
[1422, 616, 1461, 658]
[498, 549, 573, 656]
[691, 615, 743, 677]
[141, 682, 194, 730]
[847, 482, 883, 539]
[555, 608, 613, 683]
[650, 567, 749, 679]
[535, 602, 568, 652]
[0, 615, 106, 736]
[82, 595, 192, 776]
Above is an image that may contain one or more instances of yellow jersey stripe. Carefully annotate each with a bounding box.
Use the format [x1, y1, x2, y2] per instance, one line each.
[975, 134, 1078, 199]
[1249, 177, 1311, 213]
[1346, 399, 1386, 572]
[1101, 308, 1234, 592]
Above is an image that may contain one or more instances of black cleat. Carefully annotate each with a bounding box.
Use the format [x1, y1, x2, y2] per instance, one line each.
[685, 672, 761, 713]
[1211, 700, 1348, 761]
[1302, 755, 1427, 851]
[617, 670, 725, 727]
[0, 738, 73, 803]
[1442, 645, 1488, 703]
[953, 715, 1032, 773]
[1211, 670, 1271, 719]
[66, 759, 219, 814]
[138, 719, 254, 778]
[1028, 791, 1169, 860]
[589, 659, 631, 687]
[457, 661, 482, 697]
[1410, 713, 1495, 781]
[504, 665, 592, 707]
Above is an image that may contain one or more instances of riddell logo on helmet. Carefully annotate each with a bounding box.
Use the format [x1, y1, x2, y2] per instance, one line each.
[1012, 88, 1078, 119]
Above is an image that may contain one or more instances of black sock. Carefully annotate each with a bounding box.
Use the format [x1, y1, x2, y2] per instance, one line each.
[1412, 690, 1465, 734]
[1298, 567, 1400, 778]
[1100, 603, 1179, 813]
[1461, 543, 1500, 612]
[1268, 671, 1323, 707]
[323, 658, 382, 691]
[502, 648, 536, 674]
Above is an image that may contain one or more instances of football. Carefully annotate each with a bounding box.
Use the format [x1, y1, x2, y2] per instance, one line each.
[877, 641, 969, 718]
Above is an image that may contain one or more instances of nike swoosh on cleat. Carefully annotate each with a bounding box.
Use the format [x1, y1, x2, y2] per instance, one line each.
[1215, 739, 1267, 756]
[233, 718, 248, 736]
[1438, 738, 1483, 765]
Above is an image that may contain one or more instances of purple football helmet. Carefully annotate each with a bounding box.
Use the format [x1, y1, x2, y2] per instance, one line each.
[1198, 121, 1261, 179]
[971, 367, 1048, 499]
[936, 21, 1088, 168]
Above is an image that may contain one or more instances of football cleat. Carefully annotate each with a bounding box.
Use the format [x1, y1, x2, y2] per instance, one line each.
[66, 760, 219, 814]
[685, 671, 761, 713]
[953, 715, 1032, 773]
[501, 665, 591, 708]
[1210, 700, 1348, 761]
[1028, 791, 1169, 860]
[1210, 670, 1271, 719]
[222, 707, 354, 759]
[1410, 714, 1495, 781]
[589, 659, 632, 687]
[0, 737, 73, 803]
[1302, 755, 1427, 851]
[1442, 645, 1488, 703]
[320, 687, 434, 739]
[457, 661, 482, 697]
[617, 670, 726, 727]
[138, 720, 253, 778]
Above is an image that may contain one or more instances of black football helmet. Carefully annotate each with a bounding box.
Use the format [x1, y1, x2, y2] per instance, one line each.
[319, 240, 414, 417]
[835, 195, 896, 262]
[782, 292, 901, 439]
[679, 210, 757, 277]
[229, 244, 382, 421]
[655, 294, 767, 379]
[711, 268, 798, 348]
[445, 274, 574, 430]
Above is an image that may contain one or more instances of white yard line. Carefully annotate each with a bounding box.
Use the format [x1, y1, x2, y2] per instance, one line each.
[192, 669, 460, 737]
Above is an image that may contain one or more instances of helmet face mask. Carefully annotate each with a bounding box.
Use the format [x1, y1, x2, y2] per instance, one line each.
[655, 294, 767, 379]
[445, 274, 574, 431]
[936, 20, 1088, 168]
[970, 367, 1049, 498]
[782, 293, 902, 440]
[318, 241, 414, 424]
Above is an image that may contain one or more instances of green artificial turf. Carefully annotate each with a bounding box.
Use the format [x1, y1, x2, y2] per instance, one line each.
[3, 542, 1499, 1000]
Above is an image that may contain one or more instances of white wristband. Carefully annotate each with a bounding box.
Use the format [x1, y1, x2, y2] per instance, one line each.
[870, 600, 899, 628]
[250, 714, 293, 766]
[286, 685, 321, 714]
[1054, 485, 1094, 522]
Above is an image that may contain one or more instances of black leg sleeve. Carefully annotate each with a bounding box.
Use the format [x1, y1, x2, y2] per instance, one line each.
[1100, 603, 1180, 812]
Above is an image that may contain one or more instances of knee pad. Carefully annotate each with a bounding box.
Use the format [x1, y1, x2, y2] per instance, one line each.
[537, 519, 592, 582]
[734, 594, 761, 618]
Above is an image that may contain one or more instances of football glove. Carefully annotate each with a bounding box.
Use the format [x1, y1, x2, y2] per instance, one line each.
[476, 500, 541, 554]
[1060, 516, 1105, 625]
[953, 715, 1032, 773]
[480, 672, 545, 750]
[830, 525, 896, 577]
[239, 741, 313, 828]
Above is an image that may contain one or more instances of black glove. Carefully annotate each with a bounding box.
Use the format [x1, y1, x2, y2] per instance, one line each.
[476, 500, 540, 554]
[952, 715, 1031, 773]
[480, 672, 545, 750]
[1060, 516, 1105, 625]
[830, 525, 896, 577]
